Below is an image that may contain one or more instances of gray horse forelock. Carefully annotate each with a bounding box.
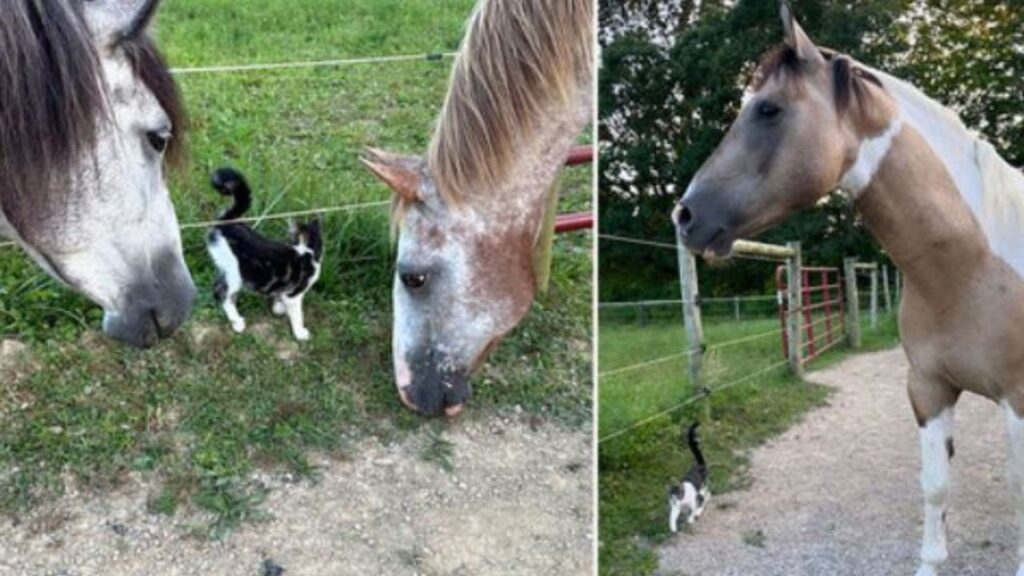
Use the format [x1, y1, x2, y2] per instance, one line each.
[0, 0, 186, 234]
[0, 0, 104, 231]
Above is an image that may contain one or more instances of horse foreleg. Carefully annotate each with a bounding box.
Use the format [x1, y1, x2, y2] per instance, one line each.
[1002, 401, 1024, 576]
[910, 370, 958, 576]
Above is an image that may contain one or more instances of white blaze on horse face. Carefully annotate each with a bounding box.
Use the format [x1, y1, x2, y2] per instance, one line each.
[394, 203, 508, 368]
[917, 408, 953, 576]
[839, 113, 904, 197]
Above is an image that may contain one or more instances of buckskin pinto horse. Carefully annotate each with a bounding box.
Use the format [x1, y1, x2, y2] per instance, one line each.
[0, 0, 195, 348]
[674, 6, 1024, 576]
[361, 0, 593, 416]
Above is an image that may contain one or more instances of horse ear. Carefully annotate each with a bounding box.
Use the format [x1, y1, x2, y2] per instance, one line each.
[360, 148, 423, 203]
[83, 0, 163, 45]
[780, 3, 825, 71]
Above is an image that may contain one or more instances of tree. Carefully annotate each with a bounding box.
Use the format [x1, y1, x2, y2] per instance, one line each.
[598, 0, 1021, 301]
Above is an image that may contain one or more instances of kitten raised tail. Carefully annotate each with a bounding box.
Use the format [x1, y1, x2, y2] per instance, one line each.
[688, 421, 706, 469]
[211, 167, 253, 221]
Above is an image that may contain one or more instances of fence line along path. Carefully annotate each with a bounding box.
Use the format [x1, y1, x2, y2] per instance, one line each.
[600, 227, 898, 443]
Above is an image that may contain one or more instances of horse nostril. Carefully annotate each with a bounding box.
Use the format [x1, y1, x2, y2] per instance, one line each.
[679, 205, 693, 227]
[151, 308, 179, 339]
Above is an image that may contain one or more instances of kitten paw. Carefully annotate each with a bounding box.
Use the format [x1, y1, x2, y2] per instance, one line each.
[272, 301, 286, 316]
[914, 565, 938, 576]
[294, 328, 311, 341]
[230, 319, 247, 333]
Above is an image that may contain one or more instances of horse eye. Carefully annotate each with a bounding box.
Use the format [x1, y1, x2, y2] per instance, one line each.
[400, 273, 428, 290]
[757, 101, 781, 119]
[146, 130, 170, 153]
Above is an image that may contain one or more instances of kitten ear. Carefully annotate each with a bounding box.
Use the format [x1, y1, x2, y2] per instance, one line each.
[287, 218, 299, 237]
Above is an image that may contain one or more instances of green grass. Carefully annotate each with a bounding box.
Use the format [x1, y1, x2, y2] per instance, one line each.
[597, 310, 899, 576]
[0, 0, 592, 536]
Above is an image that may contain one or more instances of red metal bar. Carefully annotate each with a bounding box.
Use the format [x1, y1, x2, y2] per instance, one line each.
[776, 264, 845, 363]
[822, 269, 834, 347]
[555, 212, 593, 233]
[802, 269, 816, 358]
[565, 146, 594, 166]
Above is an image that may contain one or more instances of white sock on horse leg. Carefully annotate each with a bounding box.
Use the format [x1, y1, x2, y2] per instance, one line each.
[1001, 402, 1024, 575]
[918, 408, 954, 573]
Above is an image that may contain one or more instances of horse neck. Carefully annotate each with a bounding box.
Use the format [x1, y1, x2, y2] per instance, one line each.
[855, 124, 991, 303]
[473, 84, 592, 231]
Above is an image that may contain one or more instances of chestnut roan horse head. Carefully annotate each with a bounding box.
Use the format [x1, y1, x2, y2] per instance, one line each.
[0, 0, 195, 348]
[362, 0, 593, 416]
[675, 5, 1024, 575]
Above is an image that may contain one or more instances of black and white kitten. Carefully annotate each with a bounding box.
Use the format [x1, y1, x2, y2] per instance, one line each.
[669, 422, 710, 533]
[206, 167, 324, 341]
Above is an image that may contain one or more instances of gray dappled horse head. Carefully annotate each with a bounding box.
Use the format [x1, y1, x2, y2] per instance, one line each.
[362, 0, 593, 416]
[0, 0, 195, 347]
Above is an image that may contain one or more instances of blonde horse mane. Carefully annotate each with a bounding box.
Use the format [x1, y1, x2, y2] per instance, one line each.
[865, 65, 1024, 274]
[427, 0, 593, 204]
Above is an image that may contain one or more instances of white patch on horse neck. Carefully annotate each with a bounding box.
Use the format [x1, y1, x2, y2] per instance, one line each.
[865, 66, 1024, 277]
[839, 114, 903, 197]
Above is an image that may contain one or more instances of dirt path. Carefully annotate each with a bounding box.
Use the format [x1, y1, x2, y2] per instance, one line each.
[0, 416, 592, 576]
[659, 347, 1018, 576]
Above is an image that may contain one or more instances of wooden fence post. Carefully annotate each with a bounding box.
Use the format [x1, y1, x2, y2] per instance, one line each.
[844, 258, 862, 348]
[676, 234, 709, 420]
[785, 242, 804, 376]
[882, 265, 892, 314]
[870, 266, 879, 330]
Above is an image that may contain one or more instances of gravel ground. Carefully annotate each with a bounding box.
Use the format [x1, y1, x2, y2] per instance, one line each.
[0, 415, 593, 576]
[658, 347, 1019, 576]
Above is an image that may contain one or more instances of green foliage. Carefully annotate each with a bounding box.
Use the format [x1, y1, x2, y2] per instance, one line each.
[598, 0, 1022, 301]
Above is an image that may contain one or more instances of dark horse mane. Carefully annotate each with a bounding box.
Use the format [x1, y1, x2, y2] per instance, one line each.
[0, 0, 184, 230]
[753, 44, 884, 116]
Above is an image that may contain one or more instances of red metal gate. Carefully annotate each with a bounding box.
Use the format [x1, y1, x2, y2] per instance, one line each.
[775, 266, 845, 363]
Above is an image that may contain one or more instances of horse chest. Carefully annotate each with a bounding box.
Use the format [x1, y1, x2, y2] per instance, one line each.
[900, 259, 1024, 400]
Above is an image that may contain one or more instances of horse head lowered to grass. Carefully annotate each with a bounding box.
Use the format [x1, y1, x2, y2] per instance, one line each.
[675, 5, 1024, 575]
[362, 0, 593, 416]
[0, 0, 194, 348]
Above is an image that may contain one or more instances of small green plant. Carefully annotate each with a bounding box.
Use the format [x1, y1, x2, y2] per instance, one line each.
[420, 425, 455, 473]
[742, 528, 767, 548]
